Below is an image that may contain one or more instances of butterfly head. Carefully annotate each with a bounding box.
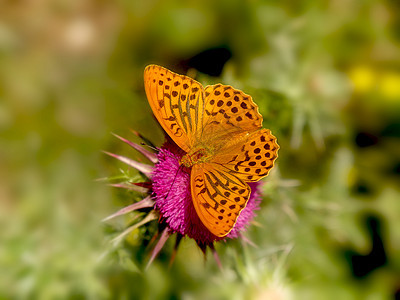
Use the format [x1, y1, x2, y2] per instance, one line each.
[179, 147, 213, 168]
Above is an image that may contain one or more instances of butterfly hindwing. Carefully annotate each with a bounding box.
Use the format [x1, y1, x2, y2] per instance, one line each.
[210, 129, 279, 182]
[191, 163, 250, 237]
[144, 65, 205, 152]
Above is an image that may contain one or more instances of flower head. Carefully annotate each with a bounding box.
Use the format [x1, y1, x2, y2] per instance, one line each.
[104, 133, 263, 264]
[152, 139, 262, 245]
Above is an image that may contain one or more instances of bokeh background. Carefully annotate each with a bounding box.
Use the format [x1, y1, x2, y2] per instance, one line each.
[1, 0, 400, 299]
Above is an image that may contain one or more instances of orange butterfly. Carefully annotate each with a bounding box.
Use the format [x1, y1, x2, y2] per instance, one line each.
[144, 65, 279, 237]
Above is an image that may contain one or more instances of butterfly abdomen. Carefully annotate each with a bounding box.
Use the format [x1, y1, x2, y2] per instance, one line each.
[179, 148, 213, 168]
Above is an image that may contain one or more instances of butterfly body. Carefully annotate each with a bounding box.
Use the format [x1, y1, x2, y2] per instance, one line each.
[144, 65, 279, 237]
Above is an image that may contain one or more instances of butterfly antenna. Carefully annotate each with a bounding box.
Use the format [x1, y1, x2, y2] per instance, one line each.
[140, 141, 180, 161]
[164, 164, 183, 200]
[129, 129, 156, 148]
[140, 142, 158, 152]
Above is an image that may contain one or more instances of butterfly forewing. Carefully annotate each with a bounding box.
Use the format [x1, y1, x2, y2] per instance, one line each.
[191, 164, 251, 237]
[144, 65, 205, 152]
[198, 84, 263, 144]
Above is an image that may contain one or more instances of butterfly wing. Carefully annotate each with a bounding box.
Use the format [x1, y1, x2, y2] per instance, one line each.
[191, 163, 251, 237]
[198, 84, 263, 144]
[210, 128, 279, 182]
[144, 65, 205, 152]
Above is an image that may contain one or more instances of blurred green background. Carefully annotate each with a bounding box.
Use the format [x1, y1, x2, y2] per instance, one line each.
[1, 0, 400, 299]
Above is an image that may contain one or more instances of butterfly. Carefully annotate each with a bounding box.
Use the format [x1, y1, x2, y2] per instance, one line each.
[144, 65, 279, 237]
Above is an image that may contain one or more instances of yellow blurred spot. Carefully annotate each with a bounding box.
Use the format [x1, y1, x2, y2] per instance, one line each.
[126, 228, 141, 246]
[348, 66, 375, 93]
[379, 72, 400, 101]
[347, 167, 357, 187]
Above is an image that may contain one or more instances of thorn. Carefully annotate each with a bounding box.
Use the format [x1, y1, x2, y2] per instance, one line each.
[210, 243, 223, 271]
[102, 196, 154, 222]
[169, 234, 183, 269]
[240, 234, 258, 248]
[107, 183, 149, 193]
[102, 151, 153, 177]
[146, 228, 170, 270]
[111, 211, 158, 245]
[111, 132, 158, 164]
[94, 177, 110, 182]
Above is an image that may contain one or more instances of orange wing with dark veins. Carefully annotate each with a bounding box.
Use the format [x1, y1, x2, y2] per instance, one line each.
[191, 163, 251, 237]
[198, 84, 263, 143]
[144, 65, 205, 152]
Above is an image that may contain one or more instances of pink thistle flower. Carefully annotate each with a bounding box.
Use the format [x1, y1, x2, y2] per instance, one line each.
[104, 132, 263, 266]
